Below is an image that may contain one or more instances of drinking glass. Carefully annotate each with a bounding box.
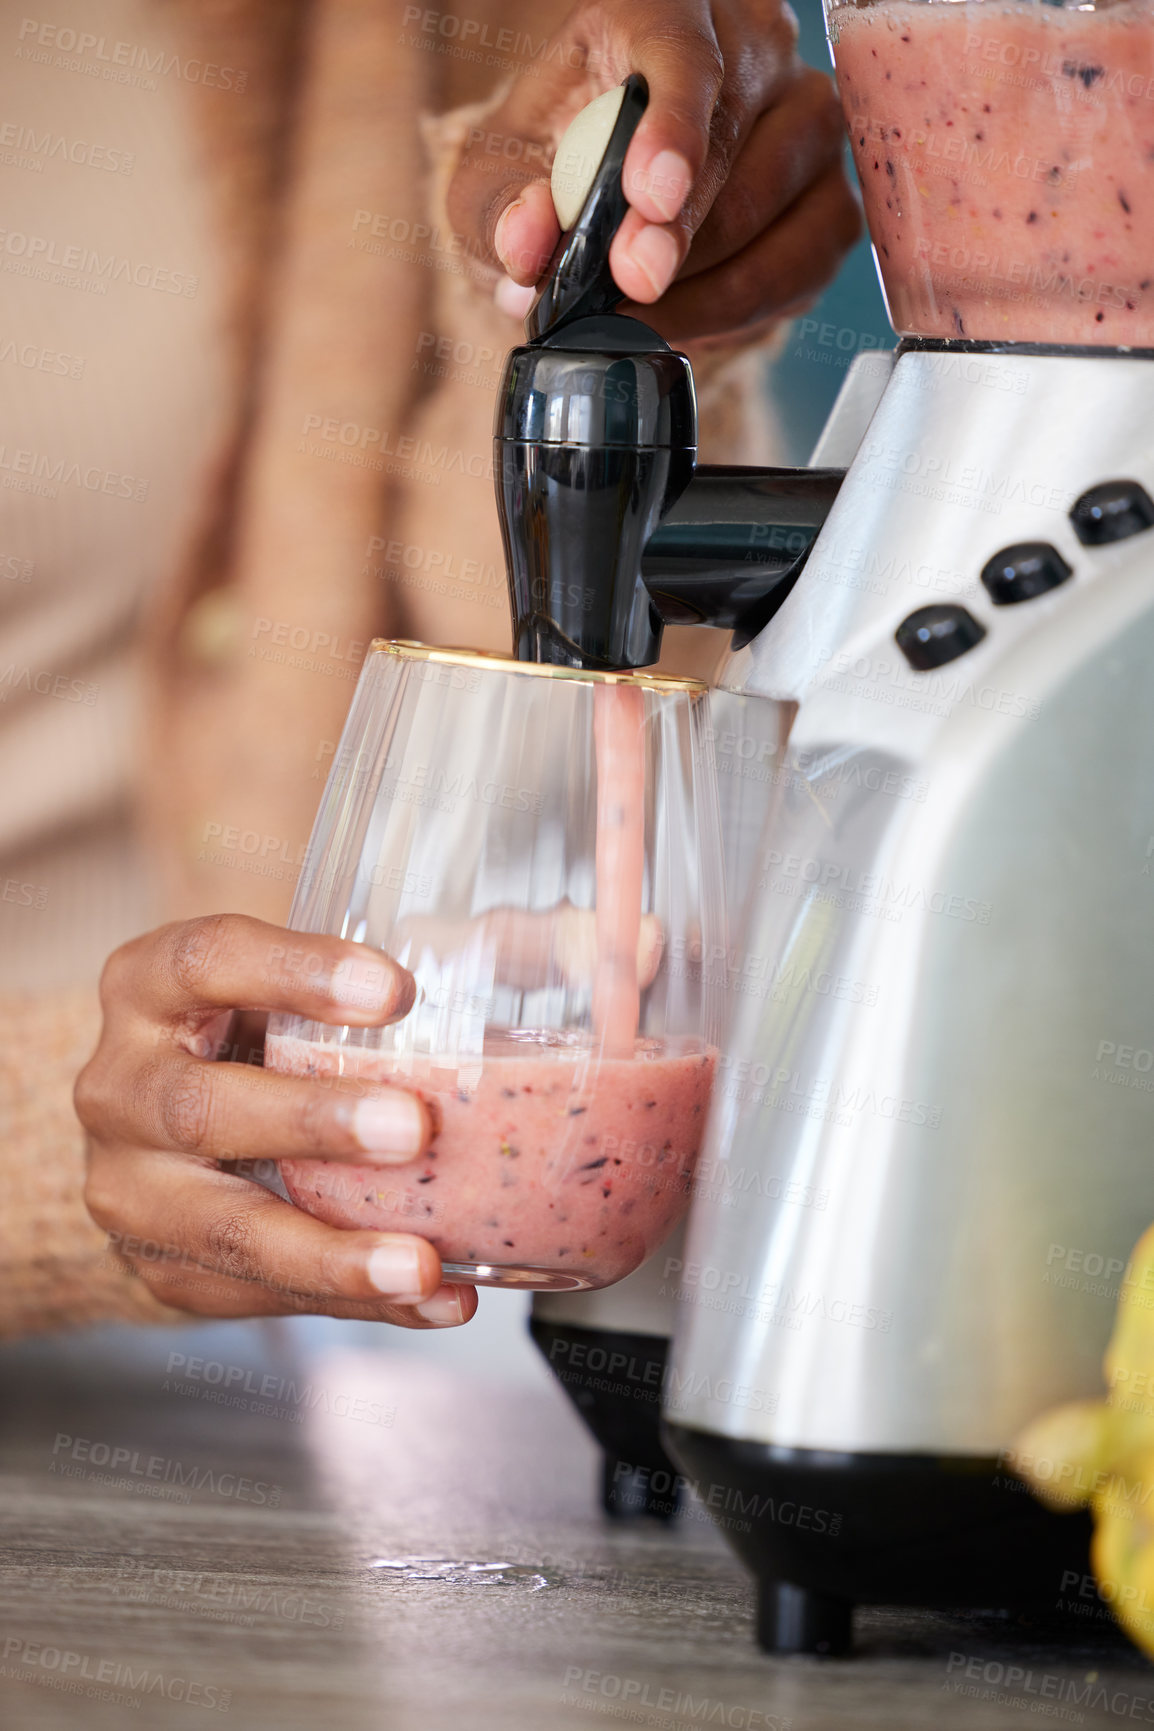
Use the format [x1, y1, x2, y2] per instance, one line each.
[266, 641, 725, 1291]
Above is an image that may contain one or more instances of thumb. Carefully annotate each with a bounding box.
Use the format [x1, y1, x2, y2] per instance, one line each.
[445, 73, 578, 288]
[492, 181, 560, 288]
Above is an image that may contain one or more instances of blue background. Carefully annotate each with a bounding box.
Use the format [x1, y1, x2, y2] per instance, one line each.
[767, 0, 895, 460]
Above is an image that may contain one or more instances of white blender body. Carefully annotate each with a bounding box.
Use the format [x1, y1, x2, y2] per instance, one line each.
[664, 348, 1154, 1650]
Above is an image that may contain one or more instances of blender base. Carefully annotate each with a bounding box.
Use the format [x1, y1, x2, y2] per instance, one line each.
[529, 1320, 682, 1519]
[757, 1582, 853, 1658]
[664, 1424, 1094, 1656]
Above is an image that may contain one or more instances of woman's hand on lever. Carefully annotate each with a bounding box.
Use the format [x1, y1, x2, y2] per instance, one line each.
[447, 0, 862, 343]
[75, 915, 476, 1327]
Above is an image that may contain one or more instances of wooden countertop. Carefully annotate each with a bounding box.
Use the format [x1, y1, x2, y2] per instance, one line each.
[0, 1323, 1148, 1730]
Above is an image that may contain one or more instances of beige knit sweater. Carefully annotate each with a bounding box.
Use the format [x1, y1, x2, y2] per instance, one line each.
[0, 0, 785, 1338]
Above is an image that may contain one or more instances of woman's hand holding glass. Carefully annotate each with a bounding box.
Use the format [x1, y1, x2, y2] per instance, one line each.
[74, 913, 478, 1327]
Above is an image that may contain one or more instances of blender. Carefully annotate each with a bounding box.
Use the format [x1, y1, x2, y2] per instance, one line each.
[507, 8, 1154, 1651]
[659, 0, 1154, 1655]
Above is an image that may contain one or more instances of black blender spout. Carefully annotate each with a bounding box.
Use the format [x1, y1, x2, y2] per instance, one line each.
[641, 465, 845, 650]
[493, 73, 845, 670]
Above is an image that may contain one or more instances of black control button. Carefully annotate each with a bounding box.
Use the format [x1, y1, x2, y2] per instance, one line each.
[1071, 479, 1154, 546]
[980, 541, 1073, 606]
[895, 604, 986, 671]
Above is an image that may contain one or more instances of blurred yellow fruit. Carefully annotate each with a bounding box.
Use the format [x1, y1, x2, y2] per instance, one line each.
[1010, 1401, 1117, 1512]
[1011, 1221, 1154, 1657]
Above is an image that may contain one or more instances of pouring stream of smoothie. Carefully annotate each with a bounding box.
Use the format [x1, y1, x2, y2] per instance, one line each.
[592, 682, 646, 1058]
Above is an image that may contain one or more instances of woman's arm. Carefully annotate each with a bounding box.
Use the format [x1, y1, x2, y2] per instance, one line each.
[0, 990, 181, 1338]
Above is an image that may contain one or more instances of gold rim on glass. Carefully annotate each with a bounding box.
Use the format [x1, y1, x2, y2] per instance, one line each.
[369, 639, 708, 693]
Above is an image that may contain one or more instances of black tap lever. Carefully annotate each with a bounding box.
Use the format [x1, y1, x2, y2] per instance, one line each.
[526, 72, 649, 343]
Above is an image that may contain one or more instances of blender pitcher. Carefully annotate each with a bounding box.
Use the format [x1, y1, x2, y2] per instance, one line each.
[824, 0, 1154, 344]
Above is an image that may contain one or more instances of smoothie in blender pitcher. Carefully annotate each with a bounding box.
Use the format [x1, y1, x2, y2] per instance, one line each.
[828, 0, 1154, 343]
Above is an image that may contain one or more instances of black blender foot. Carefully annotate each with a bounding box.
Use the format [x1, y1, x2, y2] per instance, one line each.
[757, 1580, 853, 1656]
[601, 1453, 680, 1521]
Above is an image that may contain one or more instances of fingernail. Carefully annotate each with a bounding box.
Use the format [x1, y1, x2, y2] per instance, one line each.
[633, 149, 692, 221]
[330, 956, 404, 1014]
[626, 225, 680, 299]
[493, 196, 524, 270]
[416, 1287, 468, 1326]
[350, 1091, 426, 1160]
[495, 276, 536, 318]
[366, 1239, 426, 1300]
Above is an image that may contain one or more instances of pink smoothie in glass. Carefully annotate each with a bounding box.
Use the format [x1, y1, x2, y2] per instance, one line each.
[830, 0, 1154, 343]
[267, 1031, 716, 1289]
